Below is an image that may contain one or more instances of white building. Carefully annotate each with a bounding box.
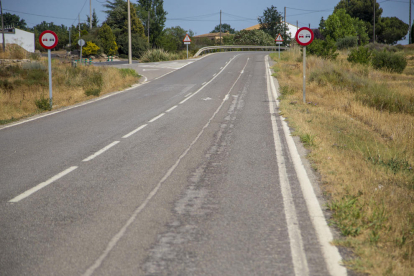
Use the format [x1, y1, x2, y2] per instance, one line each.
[0, 27, 35, 53]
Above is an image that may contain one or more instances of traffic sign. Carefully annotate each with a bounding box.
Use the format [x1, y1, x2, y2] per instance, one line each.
[295, 27, 314, 46]
[183, 34, 191, 45]
[275, 33, 283, 42]
[78, 39, 85, 47]
[39, 30, 58, 50]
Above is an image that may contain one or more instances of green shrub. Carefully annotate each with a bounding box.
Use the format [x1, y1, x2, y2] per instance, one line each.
[85, 88, 101, 97]
[140, 49, 178, 62]
[336, 36, 358, 50]
[35, 95, 51, 111]
[347, 47, 372, 65]
[305, 39, 338, 60]
[118, 68, 139, 78]
[371, 51, 407, 73]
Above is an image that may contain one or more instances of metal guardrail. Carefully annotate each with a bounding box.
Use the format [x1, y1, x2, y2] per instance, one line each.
[193, 45, 288, 57]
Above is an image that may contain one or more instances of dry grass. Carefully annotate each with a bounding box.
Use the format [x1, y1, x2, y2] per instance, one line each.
[0, 57, 140, 123]
[271, 47, 414, 275]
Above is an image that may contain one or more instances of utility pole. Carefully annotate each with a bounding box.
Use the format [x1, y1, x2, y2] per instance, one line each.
[1, 0, 5, 52]
[78, 14, 80, 39]
[148, 1, 150, 45]
[284, 7, 286, 40]
[127, 0, 132, 64]
[90, 0, 92, 30]
[373, 0, 376, 43]
[409, 0, 412, 44]
[220, 10, 222, 45]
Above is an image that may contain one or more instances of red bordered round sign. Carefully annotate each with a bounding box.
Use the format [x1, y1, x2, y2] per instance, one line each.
[39, 30, 58, 50]
[295, 27, 314, 46]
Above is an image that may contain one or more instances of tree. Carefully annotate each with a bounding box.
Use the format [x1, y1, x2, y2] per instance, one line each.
[411, 21, 414, 44]
[334, 0, 383, 40]
[211, 23, 235, 34]
[87, 9, 100, 28]
[258, 6, 289, 45]
[233, 30, 274, 46]
[3, 13, 27, 30]
[99, 23, 118, 55]
[377, 17, 409, 45]
[323, 9, 357, 41]
[137, 0, 167, 47]
[156, 26, 188, 52]
[319, 17, 326, 32]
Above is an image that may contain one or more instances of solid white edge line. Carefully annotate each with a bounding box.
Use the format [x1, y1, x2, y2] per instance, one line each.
[82, 57, 250, 276]
[148, 113, 165, 123]
[265, 56, 309, 276]
[82, 141, 120, 162]
[9, 166, 78, 203]
[166, 105, 177, 113]
[266, 55, 347, 276]
[122, 124, 147, 139]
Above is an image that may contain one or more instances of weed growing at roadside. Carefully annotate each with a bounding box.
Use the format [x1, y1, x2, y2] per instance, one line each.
[35, 95, 51, 111]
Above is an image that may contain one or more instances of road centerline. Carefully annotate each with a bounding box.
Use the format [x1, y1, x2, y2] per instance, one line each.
[82, 141, 120, 162]
[122, 124, 148, 139]
[9, 166, 78, 203]
[148, 113, 165, 123]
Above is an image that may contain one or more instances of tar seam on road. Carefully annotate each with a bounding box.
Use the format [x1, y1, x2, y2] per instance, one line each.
[81, 56, 249, 276]
[82, 141, 120, 162]
[266, 57, 309, 276]
[122, 124, 148, 139]
[265, 55, 347, 276]
[8, 166, 78, 203]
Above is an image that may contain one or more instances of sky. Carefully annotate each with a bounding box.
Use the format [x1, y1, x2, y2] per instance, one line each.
[4, 0, 413, 44]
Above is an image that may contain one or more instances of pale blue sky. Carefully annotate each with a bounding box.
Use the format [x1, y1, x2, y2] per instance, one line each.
[5, 0, 413, 44]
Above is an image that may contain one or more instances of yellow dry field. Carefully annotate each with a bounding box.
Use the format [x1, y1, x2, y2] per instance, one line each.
[0, 57, 140, 123]
[271, 47, 414, 275]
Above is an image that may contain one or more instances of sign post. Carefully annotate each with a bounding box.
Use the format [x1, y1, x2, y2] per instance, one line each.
[275, 33, 283, 59]
[183, 34, 191, 59]
[295, 27, 314, 103]
[78, 39, 85, 64]
[39, 30, 58, 110]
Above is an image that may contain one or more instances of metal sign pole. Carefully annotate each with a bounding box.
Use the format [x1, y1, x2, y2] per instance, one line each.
[48, 49, 53, 109]
[80, 45, 83, 64]
[186, 44, 188, 59]
[303, 46, 306, 103]
[278, 44, 280, 59]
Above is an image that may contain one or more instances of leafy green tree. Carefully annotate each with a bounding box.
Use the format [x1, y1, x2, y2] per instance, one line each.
[323, 9, 357, 41]
[377, 17, 409, 45]
[87, 9, 100, 28]
[211, 23, 235, 34]
[156, 26, 191, 52]
[258, 5, 289, 45]
[99, 23, 118, 55]
[411, 21, 414, 44]
[3, 13, 27, 30]
[319, 17, 326, 32]
[306, 39, 338, 60]
[137, 0, 167, 47]
[334, 0, 383, 40]
[233, 30, 274, 46]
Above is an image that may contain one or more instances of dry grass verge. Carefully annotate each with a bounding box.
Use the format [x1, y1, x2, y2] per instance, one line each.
[271, 47, 414, 275]
[0, 57, 140, 124]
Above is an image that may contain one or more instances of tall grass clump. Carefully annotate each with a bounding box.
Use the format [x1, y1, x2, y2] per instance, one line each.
[140, 49, 180, 63]
[372, 51, 407, 73]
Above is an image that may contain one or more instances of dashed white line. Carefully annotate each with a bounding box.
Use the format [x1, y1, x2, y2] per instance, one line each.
[184, 93, 192, 98]
[202, 82, 207, 86]
[122, 124, 148, 139]
[166, 106, 177, 113]
[9, 166, 78, 203]
[83, 141, 120, 162]
[149, 113, 165, 123]
[213, 73, 217, 76]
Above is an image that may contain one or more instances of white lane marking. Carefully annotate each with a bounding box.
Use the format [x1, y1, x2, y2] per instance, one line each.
[220, 67, 223, 69]
[82, 56, 250, 276]
[166, 105, 177, 113]
[203, 97, 212, 101]
[184, 93, 192, 98]
[179, 54, 239, 105]
[122, 124, 147, 139]
[83, 141, 120, 162]
[143, 69, 159, 71]
[9, 166, 78, 203]
[148, 113, 165, 123]
[266, 58, 309, 276]
[223, 94, 229, 101]
[202, 82, 207, 86]
[266, 55, 347, 276]
[213, 73, 217, 76]
[241, 70, 244, 74]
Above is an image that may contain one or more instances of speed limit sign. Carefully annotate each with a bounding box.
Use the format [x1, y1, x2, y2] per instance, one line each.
[39, 30, 58, 50]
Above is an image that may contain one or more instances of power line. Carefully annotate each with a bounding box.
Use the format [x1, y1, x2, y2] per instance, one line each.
[4, 9, 76, 21]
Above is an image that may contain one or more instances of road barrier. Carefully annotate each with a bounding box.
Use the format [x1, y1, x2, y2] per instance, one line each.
[193, 45, 288, 57]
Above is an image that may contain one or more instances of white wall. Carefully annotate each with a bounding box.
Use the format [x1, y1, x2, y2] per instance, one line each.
[0, 28, 35, 53]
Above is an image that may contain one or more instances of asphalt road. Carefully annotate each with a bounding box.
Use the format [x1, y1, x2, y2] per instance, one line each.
[0, 52, 348, 275]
